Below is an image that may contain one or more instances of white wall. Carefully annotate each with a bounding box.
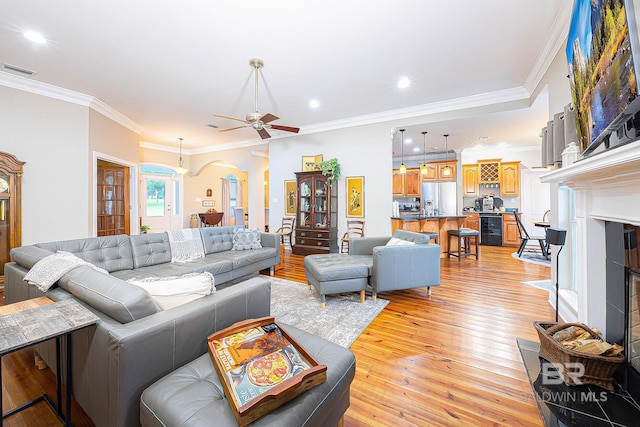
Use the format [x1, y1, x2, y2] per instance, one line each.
[0, 85, 90, 243]
[269, 123, 393, 238]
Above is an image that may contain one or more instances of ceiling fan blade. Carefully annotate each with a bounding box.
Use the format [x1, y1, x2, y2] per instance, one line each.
[270, 124, 300, 133]
[214, 114, 247, 123]
[257, 128, 271, 139]
[260, 113, 279, 124]
[219, 126, 246, 132]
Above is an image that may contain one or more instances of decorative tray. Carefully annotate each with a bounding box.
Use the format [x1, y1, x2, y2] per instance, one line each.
[207, 316, 327, 426]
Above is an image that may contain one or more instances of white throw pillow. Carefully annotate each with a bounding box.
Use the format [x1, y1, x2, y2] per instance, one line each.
[127, 272, 215, 310]
[232, 227, 263, 251]
[385, 237, 416, 246]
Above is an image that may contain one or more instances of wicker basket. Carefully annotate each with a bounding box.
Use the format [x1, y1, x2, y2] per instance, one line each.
[533, 321, 625, 391]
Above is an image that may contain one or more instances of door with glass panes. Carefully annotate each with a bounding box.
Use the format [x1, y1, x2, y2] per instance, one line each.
[141, 175, 182, 233]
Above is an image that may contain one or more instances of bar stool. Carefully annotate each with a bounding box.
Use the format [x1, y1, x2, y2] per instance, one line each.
[447, 228, 479, 260]
[419, 232, 439, 244]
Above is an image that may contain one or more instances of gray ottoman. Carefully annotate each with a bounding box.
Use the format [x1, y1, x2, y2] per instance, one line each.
[303, 254, 369, 308]
[140, 324, 356, 427]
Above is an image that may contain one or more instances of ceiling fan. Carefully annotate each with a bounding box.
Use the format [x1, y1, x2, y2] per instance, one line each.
[214, 58, 300, 140]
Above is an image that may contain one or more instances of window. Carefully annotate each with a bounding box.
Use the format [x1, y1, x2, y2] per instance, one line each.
[227, 174, 238, 209]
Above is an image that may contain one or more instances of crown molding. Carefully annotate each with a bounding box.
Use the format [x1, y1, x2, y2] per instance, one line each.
[0, 71, 142, 134]
[523, 1, 573, 94]
[300, 86, 531, 135]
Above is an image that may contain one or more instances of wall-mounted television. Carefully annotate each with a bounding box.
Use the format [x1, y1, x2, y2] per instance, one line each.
[567, 0, 640, 157]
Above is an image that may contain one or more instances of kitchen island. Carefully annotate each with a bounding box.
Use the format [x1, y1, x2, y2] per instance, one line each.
[391, 215, 468, 257]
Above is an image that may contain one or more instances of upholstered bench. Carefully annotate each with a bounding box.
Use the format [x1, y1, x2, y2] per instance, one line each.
[303, 254, 369, 308]
[139, 324, 356, 427]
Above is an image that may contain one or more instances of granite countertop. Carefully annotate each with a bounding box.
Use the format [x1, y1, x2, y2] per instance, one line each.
[391, 215, 468, 219]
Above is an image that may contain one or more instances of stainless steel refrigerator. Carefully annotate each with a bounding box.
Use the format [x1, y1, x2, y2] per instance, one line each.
[421, 182, 457, 216]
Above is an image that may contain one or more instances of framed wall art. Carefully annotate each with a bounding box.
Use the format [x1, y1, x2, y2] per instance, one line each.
[284, 180, 297, 215]
[301, 154, 323, 172]
[345, 176, 364, 218]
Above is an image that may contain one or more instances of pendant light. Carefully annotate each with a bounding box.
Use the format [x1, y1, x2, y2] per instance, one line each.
[398, 129, 407, 174]
[442, 134, 452, 177]
[420, 131, 428, 175]
[175, 137, 189, 175]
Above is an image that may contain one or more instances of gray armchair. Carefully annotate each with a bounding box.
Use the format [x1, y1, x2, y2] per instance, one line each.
[349, 230, 441, 300]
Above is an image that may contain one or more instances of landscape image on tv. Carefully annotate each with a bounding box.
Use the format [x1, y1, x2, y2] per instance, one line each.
[566, 0, 638, 153]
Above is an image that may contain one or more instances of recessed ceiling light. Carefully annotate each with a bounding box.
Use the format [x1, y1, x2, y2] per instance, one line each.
[405, 138, 412, 144]
[413, 147, 420, 152]
[23, 30, 46, 44]
[397, 76, 410, 89]
[309, 99, 320, 108]
[479, 136, 490, 141]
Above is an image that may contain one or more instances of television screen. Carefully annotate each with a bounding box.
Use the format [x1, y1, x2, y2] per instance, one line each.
[566, 0, 640, 156]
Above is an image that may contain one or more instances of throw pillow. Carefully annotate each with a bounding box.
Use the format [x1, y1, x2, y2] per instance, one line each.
[127, 272, 215, 311]
[385, 237, 416, 246]
[232, 227, 263, 251]
[23, 250, 108, 292]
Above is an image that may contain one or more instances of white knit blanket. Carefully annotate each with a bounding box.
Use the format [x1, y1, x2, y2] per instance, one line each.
[167, 229, 205, 262]
[23, 251, 108, 292]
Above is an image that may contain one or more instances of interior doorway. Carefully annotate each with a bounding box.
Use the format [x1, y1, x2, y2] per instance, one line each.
[140, 165, 183, 233]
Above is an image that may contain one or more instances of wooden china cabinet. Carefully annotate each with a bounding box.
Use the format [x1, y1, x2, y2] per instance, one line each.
[0, 152, 26, 289]
[292, 171, 338, 255]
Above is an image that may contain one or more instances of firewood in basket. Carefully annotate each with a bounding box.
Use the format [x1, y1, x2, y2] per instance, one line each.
[572, 339, 613, 355]
[603, 343, 624, 357]
[552, 326, 585, 342]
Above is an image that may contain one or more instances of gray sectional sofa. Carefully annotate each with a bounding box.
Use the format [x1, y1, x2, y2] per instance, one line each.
[3, 226, 280, 427]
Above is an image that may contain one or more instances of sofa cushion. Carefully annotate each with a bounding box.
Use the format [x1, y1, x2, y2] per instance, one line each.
[199, 226, 235, 254]
[10, 245, 55, 269]
[61, 266, 158, 323]
[232, 227, 263, 251]
[391, 230, 430, 245]
[36, 235, 134, 272]
[130, 233, 172, 268]
[218, 247, 278, 269]
[127, 272, 215, 310]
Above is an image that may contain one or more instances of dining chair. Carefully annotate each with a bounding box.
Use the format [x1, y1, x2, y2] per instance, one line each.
[275, 217, 296, 249]
[234, 207, 246, 227]
[341, 220, 365, 253]
[513, 212, 548, 258]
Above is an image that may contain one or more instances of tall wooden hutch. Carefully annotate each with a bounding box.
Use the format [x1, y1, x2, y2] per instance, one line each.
[292, 171, 338, 255]
[0, 152, 25, 289]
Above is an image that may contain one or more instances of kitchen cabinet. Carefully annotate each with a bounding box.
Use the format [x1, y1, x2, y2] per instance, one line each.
[292, 171, 338, 255]
[500, 161, 520, 197]
[421, 161, 457, 182]
[502, 213, 521, 247]
[462, 164, 479, 197]
[392, 168, 421, 196]
[464, 212, 479, 231]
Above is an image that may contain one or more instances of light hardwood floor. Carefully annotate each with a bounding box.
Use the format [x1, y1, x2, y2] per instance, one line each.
[0, 245, 552, 426]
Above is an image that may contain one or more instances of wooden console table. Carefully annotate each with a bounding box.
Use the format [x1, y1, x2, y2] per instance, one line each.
[0, 297, 99, 426]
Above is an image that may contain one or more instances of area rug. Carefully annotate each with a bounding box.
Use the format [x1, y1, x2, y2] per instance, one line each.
[269, 277, 389, 348]
[511, 252, 551, 267]
[521, 279, 552, 291]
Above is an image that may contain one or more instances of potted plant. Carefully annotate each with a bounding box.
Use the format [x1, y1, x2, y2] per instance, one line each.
[140, 225, 151, 234]
[320, 158, 341, 183]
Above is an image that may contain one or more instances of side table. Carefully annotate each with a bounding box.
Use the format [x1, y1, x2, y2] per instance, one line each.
[0, 297, 99, 426]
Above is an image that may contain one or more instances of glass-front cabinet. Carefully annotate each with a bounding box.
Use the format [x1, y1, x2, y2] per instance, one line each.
[0, 152, 25, 289]
[293, 171, 338, 255]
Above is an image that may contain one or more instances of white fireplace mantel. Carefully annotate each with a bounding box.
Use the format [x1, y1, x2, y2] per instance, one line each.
[540, 140, 640, 191]
[537, 140, 640, 333]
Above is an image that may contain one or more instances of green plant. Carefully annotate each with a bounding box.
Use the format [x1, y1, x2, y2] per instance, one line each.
[140, 225, 151, 234]
[320, 158, 341, 183]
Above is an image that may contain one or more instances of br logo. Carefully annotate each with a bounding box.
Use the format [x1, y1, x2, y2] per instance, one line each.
[542, 362, 585, 385]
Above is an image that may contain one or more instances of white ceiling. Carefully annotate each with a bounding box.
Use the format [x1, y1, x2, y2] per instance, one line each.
[0, 1, 572, 156]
